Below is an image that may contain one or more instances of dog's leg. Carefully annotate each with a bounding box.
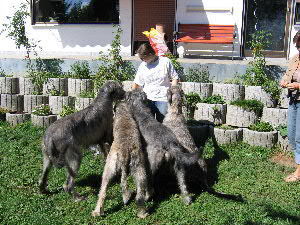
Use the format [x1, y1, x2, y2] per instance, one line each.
[39, 152, 52, 194]
[134, 162, 149, 218]
[120, 165, 134, 205]
[63, 146, 84, 201]
[92, 150, 118, 217]
[174, 162, 192, 205]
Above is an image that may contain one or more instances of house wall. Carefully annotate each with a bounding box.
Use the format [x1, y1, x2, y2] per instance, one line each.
[0, 0, 132, 58]
[176, 0, 244, 58]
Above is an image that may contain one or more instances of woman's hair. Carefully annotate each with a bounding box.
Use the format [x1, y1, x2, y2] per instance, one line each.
[136, 43, 156, 56]
[293, 31, 300, 44]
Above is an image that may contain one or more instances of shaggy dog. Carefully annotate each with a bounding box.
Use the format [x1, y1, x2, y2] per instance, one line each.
[126, 89, 200, 205]
[92, 102, 149, 218]
[39, 81, 125, 200]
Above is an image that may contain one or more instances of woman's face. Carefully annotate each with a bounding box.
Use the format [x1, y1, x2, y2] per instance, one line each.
[139, 54, 158, 64]
[296, 39, 300, 52]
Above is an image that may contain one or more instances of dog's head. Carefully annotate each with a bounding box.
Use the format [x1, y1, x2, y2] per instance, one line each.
[100, 80, 126, 100]
[125, 89, 148, 106]
[167, 85, 184, 107]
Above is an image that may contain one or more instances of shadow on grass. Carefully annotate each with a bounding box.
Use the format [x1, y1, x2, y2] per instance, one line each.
[76, 174, 102, 192]
[264, 204, 300, 224]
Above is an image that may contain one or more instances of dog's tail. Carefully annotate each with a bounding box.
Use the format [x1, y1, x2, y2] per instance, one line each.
[168, 143, 199, 166]
[43, 139, 65, 168]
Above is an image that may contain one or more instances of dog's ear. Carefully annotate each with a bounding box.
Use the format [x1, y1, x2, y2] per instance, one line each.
[167, 88, 172, 104]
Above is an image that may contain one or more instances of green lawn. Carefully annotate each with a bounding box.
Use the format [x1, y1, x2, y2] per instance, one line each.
[0, 121, 299, 225]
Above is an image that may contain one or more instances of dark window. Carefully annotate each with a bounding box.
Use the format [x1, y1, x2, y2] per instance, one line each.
[295, 3, 300, 25]
[32, 0, 119, 24]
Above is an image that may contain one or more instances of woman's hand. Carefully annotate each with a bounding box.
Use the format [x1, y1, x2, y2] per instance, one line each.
[280, 80, 288, 88]
[287, 83, 300, 91]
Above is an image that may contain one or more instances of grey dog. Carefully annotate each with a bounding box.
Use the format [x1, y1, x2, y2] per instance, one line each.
[92, 102, 149, 218]
[39, 80, 125, 200]
[126, 89, 200, 205]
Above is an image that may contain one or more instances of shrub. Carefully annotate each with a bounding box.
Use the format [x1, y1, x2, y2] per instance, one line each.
[165, 53, 184, 79]
[49, 89, 65, 96]
[249, 121, 274, 132]
[230, 99, 264, 115]
[59, 105, 77, 117]
[200, 95, 225, 104]
[277, 125, 288, 137]
[69, 61, 92, 79]
[184, 64, 213, 83]
[184, 92, 201, 119]
[79, 90, 95, 98]
[31, 104, 51, 116]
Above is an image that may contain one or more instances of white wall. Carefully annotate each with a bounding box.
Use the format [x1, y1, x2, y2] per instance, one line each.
[0, 0, 132, 58]
[176, 0, 244, 57]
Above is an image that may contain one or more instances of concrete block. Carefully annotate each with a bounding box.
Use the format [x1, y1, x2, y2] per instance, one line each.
[181, 82, 213, 98]
[279, 88, 289, 109]
[261, 107, 287, 127]
[245, 86, 276, 108]
[68, 78, 94, 97]
[31, 114, 57, 127]
[49, 96, 75, 114]
[6, 112, 30, 126]
[75, 97, 94, 111]
[213, 127, 243, 144]
[212, 83, 245, 103]
[19, 77, 41, 95]
[226, 105, 260, 128]
[43, 78, 68, 96]
[278, 134, 292, 152]
[24, 95, 49, 113]
[0, 77, 19, 94]
[243, 128, 278, 148]
[194, 103, 226, 125]
[1, 94, 24, 112]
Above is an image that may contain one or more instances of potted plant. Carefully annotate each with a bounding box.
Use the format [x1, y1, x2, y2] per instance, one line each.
[183, 92, 201, 120]
[57, 105, 77, 120]
[243, 121, 277, 148]
[67, 61, 94, 97]
[194, 95, 227, 125]
[226, 99, 264, 127]
[213, 124, 243, 145]
[31, 104, 57, 127]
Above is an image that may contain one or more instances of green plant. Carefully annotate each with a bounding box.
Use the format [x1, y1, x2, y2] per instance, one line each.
[249, 121, 274, 132]
[69, 61, 92, 79]
[79, 90, 95, 98]
[165, 53, 184, 79]
[185, 64, 213, 83]
[31, 104, 51, 116]
[49, 88, 65, 96]
[277, 125, 288, 137]
[200, 95, 225, 104]
[0, 107, 9, 114]
[0, 68, 5, 77]
[230, 99, 264, 115]
[184, 92, 201, 119]
[59, 105, 77, 117]
[95, 25, 136, 89]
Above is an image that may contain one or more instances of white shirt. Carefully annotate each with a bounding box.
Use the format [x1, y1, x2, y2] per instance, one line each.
[134, 57, 179, 101]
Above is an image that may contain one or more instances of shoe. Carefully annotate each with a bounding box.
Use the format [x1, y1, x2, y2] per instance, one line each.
[284, 173, 300, 183]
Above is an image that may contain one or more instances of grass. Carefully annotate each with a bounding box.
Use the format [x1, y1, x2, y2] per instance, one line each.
[0, 121, 300, 225]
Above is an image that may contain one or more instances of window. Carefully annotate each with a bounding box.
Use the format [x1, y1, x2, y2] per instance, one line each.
[32, 0, 119, 24]
[295, 2, 300, 25]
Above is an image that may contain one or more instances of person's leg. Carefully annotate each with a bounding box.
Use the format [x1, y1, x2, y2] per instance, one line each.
[285, 102, 300, 182]
[154, 101, 168, 123]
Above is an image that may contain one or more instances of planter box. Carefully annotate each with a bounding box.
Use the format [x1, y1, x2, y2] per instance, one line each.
[68, 78, 94, 97]
[212, 83, 245, 103]
[279, 88, 289, 109]
[24, 95, 49, 113]
[6, 112, 30, 126]
[31, 114, 57, 127]
[19, 77, 41, 95]
[181, 82, 213, 98]
[43, 78, 68, 96]
[213, 127, 243, 144]
[245, 86, 276, 108]
[278, 134, 292, 152]
[75, 97, 94, 111]
[1, 94, 24, 112]
[0, 77, 19, 94]
[49, 96, 76, 115]
[261, 107, 288, 127]
[194, 103, 226, 125]
[226, 105, 260, 128]
[122, 81, 133, 92]
[243, 128, 278, 148]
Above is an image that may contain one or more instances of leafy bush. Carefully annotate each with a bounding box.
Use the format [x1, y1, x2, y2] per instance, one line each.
[165, 53, 184, 79]
[79, 90, 95, 98]
[59, 105, 77, 117]
[184, 64, 213, 83]
[200, 95, 225, 104]
[95, 26, 136, 89]
[49, 89, 65, 96]
[230, 99, 264, 115]
[184, 92, 201, 119]
[31, 104, 51, 116]
[249, 121, 274, 132]
[277, 125, 288, 137]
[69, 61, 92, 79]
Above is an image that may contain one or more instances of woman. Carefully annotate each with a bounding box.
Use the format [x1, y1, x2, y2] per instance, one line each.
[280, 30, 300, 182]
[132, 43, 179, 122]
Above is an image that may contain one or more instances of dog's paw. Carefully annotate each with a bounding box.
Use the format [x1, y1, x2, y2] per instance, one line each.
[137, 210, 149, 219]
[123, 190, 134, 205]
[182, 195, 192, 205]
[73, 192, 87, 202]
[92, 210, 104, 217]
